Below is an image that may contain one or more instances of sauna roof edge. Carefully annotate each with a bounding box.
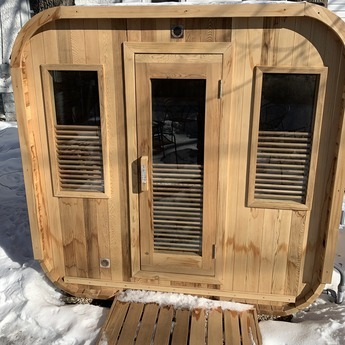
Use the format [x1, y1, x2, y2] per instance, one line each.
[10, 3, 345, 67]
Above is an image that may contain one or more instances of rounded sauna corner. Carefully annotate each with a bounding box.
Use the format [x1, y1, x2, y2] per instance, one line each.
[39, 260, 120, 300]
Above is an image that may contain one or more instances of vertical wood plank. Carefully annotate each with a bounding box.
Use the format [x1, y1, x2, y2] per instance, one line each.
[271, 211, 292, 295]
[215, 18, 232, 43]
[127, 18, 141, 42]
[185, 18, 201, 42]
[123, 40, 140, 276]
[84, 199, 100, 279]
[42, 21, 60, 64]
[84, 19, 100, 64]
[189, 308, 206, 345]
[56, 19, 72, 63]
[246, 208, 264, 293]
[207, 308, 223, 345]
[155, 18, 171, 42]
[216, 43, 232, 284]
[112, 18, 131, 280]
[60, 198, 88, 277]
[171, 309, 190, 345]
[292, 17, 312, 66]
[285, 211, 306, 295]
[153, 306, 174, 345]
[225, 18, 249, 291]
[259, 210, 280, 294]
[98, 18, 124, 281]
[70, 19, 86, 64]
[276, 18, 295, 66]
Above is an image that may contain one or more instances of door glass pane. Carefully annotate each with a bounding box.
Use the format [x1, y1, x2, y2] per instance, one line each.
[151, 79, 206, 255]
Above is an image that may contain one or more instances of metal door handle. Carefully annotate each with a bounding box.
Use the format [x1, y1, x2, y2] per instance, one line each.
[140, 156, 148, 192]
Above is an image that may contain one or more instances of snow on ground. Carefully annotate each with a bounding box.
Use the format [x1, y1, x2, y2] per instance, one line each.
[0, 121, 344, 344]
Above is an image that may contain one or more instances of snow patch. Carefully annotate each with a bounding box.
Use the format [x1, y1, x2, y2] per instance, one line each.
[117, 289, 252, 311]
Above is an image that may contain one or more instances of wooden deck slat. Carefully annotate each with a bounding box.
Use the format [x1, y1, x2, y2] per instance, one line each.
[101, 301, 130, 344]
[239, 311, 251, 345]
[207, 308, 223, 345]
[171, 309, 190, 345]
[189, 308, 206, 345]
[117, 302, 144, 345]
[224, 310, 241, 345]
[248, 309, 259, 345]
[153, 306, 174, 345]
[253, 307, 263, 345]
[135, 303, 160, 345]
[99, 300, 262, 345]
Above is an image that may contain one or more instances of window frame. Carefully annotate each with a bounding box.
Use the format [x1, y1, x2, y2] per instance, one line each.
[41, 64, 109, 198]
[247, 66, 328, 210]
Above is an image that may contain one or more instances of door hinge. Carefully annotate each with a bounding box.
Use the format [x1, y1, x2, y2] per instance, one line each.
[218, 80, 223, 99]
[212, 244, 216, 259]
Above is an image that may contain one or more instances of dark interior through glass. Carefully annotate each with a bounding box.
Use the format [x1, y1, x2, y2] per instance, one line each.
[52, 70, 100, 126]
[259, 73, 318, 132]
[151, 79, 206, 164]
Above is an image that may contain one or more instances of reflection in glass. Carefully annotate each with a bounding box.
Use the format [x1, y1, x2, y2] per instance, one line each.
[260, 73, 318, 132]
[151, 79, 206, 165]
[52, 70, 100, 126]
[151, 79, 206, 255]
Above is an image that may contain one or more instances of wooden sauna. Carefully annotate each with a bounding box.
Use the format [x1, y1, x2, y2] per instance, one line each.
[10, 2, 345, 315]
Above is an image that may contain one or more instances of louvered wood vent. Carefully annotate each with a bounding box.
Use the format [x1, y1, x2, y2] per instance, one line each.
[152, 163, 203, 255]
[254, 131, 311, 203]
[55, 125, 104, 192]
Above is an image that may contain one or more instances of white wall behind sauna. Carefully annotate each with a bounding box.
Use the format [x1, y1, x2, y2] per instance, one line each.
[0, 0, 30, 119]
[328, 0, 345, 21]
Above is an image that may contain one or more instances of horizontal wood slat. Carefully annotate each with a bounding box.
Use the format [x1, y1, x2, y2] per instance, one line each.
[99, 300, 262, 345]
[152, 164, 203, 254]
[254, 131, 311, 203]
[55, 125, 104, 192]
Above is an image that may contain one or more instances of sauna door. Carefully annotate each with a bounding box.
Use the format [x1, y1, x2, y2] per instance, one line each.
[135, 54, 222, 276]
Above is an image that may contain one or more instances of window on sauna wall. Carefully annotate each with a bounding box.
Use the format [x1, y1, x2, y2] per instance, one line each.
[248, 67, 327, 209]
[43, 66, 106, 196]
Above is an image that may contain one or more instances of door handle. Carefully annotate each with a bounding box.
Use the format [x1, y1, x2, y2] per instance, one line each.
[140, 156, 149, 192]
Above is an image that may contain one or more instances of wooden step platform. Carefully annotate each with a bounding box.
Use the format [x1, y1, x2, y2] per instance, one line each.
[98, 300, 262, 345]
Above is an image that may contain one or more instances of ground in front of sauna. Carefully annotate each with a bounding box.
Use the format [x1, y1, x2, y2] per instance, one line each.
[0, 121, 344, 345]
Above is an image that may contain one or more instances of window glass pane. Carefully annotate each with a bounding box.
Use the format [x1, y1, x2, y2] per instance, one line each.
[52, 70, 100, 126]
[260, 73, 318, 132]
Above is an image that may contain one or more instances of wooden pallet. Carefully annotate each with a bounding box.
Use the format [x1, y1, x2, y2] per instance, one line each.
[98, 300, 262, 345]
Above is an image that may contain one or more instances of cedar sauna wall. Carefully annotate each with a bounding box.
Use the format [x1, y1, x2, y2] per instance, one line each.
[11, 5, 345, 315]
